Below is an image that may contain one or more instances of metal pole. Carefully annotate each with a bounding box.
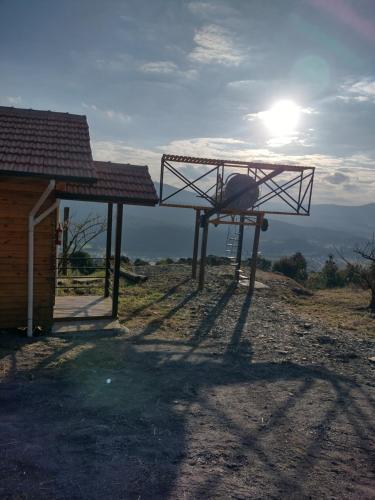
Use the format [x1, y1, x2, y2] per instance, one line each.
[198, 212, 209, 291]
[62, 206, 69, 276]
[235, 215, 245, 281]
[104, 203, 113, 298]
[249, 214, 262, 295]
[192, 209, 200, 279]
[112, 204, 123, 318]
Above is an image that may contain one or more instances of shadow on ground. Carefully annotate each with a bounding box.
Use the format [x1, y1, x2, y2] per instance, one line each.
[1, 283, 374, 499]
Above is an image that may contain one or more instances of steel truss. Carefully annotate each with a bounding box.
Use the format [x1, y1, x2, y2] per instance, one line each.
[159, 154, 315, 292]
[160, 154, 315, 216]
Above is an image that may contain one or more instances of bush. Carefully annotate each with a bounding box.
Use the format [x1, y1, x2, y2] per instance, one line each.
[273, 252, 308, 282]
[133, 258, 149, 266]
[156, 258, 175, 265]
[206, 255, 231, 266]
[69, 251, 94, 275]
[177, 258, 193, 264]
[256, 255, 272, 271]
[321, 255, 344, 288]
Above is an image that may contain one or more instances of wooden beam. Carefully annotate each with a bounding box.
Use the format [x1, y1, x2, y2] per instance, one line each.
[62, 206, 69, 276]
[192, 209, 200, 279]
[249, 214, 262, 295]
[104, 203, 113, 298]
[112, 204, 123, 318]
[198, 214, 209, 291]
[235, 215, 245, 281]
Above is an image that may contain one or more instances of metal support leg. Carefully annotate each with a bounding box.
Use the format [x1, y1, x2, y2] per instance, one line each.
[104, 203, 113, 298]
[235, 215, 245, 281]
[249, 214, 262, 295]
[192, 209, 200, 279]
[198, 214, 209, 291]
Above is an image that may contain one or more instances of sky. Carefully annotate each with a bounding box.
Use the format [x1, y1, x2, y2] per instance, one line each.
[0, 0, 374, 205]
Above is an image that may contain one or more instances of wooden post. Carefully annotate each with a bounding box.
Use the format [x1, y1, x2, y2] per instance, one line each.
[192, 209, 200, 279]
[235, 215, 245, 281]
[198, 213, 209, 291]
[249, 214, 262, 295]
[62, 206, 69, 276]
[112, 204, 123, 318]
[104, 203, 113, 298]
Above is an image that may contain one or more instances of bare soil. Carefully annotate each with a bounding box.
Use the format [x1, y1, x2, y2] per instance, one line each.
[1, 265, 374, 499]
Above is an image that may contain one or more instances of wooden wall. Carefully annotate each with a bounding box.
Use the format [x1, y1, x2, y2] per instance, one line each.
[0, 177, 57, 330]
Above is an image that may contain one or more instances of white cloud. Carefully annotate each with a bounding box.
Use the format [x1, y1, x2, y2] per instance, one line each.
[339, 78, 375, 103]
[140, 61, 179, 74]
[189, 24, 244, 66]
[1, 96, 22, 105]
[91, 136, 375, 205]
[81, 102, 131, 124]
[139, 61, 198, 80]
[187, 2, 237, 17]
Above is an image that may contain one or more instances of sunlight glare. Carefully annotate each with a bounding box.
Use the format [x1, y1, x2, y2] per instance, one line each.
[260, 99, 301, 139]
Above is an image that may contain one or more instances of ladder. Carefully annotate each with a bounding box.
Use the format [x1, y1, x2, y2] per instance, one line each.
[225, 217, 240, 265]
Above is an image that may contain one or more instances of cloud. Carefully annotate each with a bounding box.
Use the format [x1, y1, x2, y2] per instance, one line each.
[81, 103, 131, 124]
[188, 24, 244, 66]
[140, 61, 178, 74]
[339, 78, 375, 103]
[325, 172, 350, 184]
[187, 2, 237, 18]
[91, 136, 375, 205]
[94, 54, 130, 72]
[139, 61, 198, 80]
[1, 96, 22, 105]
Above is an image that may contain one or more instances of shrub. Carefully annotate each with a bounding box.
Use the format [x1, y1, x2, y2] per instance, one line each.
[273, 252, 308, 282]
[156, 258, 175, 265]
[256, 255, 272, 271]
[206, 255, 231, 266]
[321, 255, 344, 288]
[69, 251, 94, 275]
[133, 258, 149, 266]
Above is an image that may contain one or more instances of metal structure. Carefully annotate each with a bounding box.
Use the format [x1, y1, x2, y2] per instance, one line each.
[160, 154, 315, 292]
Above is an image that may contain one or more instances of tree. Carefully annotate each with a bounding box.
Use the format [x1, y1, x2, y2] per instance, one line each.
[339, 236, 375, 311]
[322, 254, 343, 288]
[59, 213, 107, 273]
[353, 237, 375, 311]
[273, 252, 308, 282]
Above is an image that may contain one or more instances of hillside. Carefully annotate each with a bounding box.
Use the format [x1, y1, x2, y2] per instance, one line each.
[60, 184, 374, 263]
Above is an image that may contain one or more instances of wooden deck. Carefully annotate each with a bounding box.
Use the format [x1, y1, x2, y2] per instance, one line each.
[54, 296, 113, 320]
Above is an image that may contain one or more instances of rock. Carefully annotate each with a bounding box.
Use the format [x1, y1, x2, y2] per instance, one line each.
[368, 357, 375, 364]
[304, 322, 313, 329]
[292, 287, 313, 297]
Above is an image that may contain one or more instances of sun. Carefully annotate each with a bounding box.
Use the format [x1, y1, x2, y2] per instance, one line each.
[260, 99, 301, 138]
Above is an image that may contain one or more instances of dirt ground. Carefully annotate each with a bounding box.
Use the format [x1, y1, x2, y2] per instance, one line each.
[1, 265, 374, 499]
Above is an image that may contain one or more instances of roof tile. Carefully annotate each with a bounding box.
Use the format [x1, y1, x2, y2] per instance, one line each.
[0, 106, 94, 181]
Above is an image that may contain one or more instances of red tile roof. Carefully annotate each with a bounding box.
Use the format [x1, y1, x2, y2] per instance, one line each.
[0, 106, 94, 182]
[57, 161, 158, 205]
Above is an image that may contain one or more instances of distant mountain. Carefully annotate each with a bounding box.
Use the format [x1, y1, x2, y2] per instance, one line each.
[60, 183, 374, 266]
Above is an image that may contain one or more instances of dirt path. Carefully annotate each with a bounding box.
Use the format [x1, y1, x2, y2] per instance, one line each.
[1, 267, 374, 499]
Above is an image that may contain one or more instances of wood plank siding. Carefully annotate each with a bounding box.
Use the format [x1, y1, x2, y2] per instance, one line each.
[0, 177, 56, 329]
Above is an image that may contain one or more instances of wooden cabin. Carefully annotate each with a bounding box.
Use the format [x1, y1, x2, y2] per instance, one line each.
[0, 106, 158, 336]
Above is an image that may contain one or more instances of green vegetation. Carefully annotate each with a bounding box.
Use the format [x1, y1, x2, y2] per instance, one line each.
[272, 252, 308, 283]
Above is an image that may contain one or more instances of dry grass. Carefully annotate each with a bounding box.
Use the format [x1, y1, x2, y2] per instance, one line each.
[289, 287, 374, 337]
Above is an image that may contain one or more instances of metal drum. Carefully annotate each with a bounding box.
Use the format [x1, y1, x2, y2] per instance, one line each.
[221, 173, 259, 210]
